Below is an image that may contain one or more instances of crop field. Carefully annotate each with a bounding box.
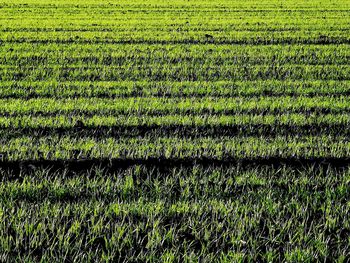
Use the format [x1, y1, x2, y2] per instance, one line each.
[0, 0, 350, 261]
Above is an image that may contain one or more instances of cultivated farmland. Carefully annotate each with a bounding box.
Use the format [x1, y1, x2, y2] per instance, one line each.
[0, 0, 349, 261]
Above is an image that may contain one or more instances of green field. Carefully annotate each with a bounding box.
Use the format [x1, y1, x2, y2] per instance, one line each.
[0, 0, 350, 261]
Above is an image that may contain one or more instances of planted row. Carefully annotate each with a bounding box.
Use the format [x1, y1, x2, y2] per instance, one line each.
[2, 96, 350, 115]
[2, 44, 348, 66]
[0, 164, 349, 261]
[1, 29, 349, 45]
[1, 135, 350, 161]
[1, 113, 350, 128]
[1, 80, 349, 99]
[1, 64, 349, 81]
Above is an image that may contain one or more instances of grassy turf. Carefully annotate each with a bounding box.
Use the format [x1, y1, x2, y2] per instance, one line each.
[0, 0, 349, 261]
